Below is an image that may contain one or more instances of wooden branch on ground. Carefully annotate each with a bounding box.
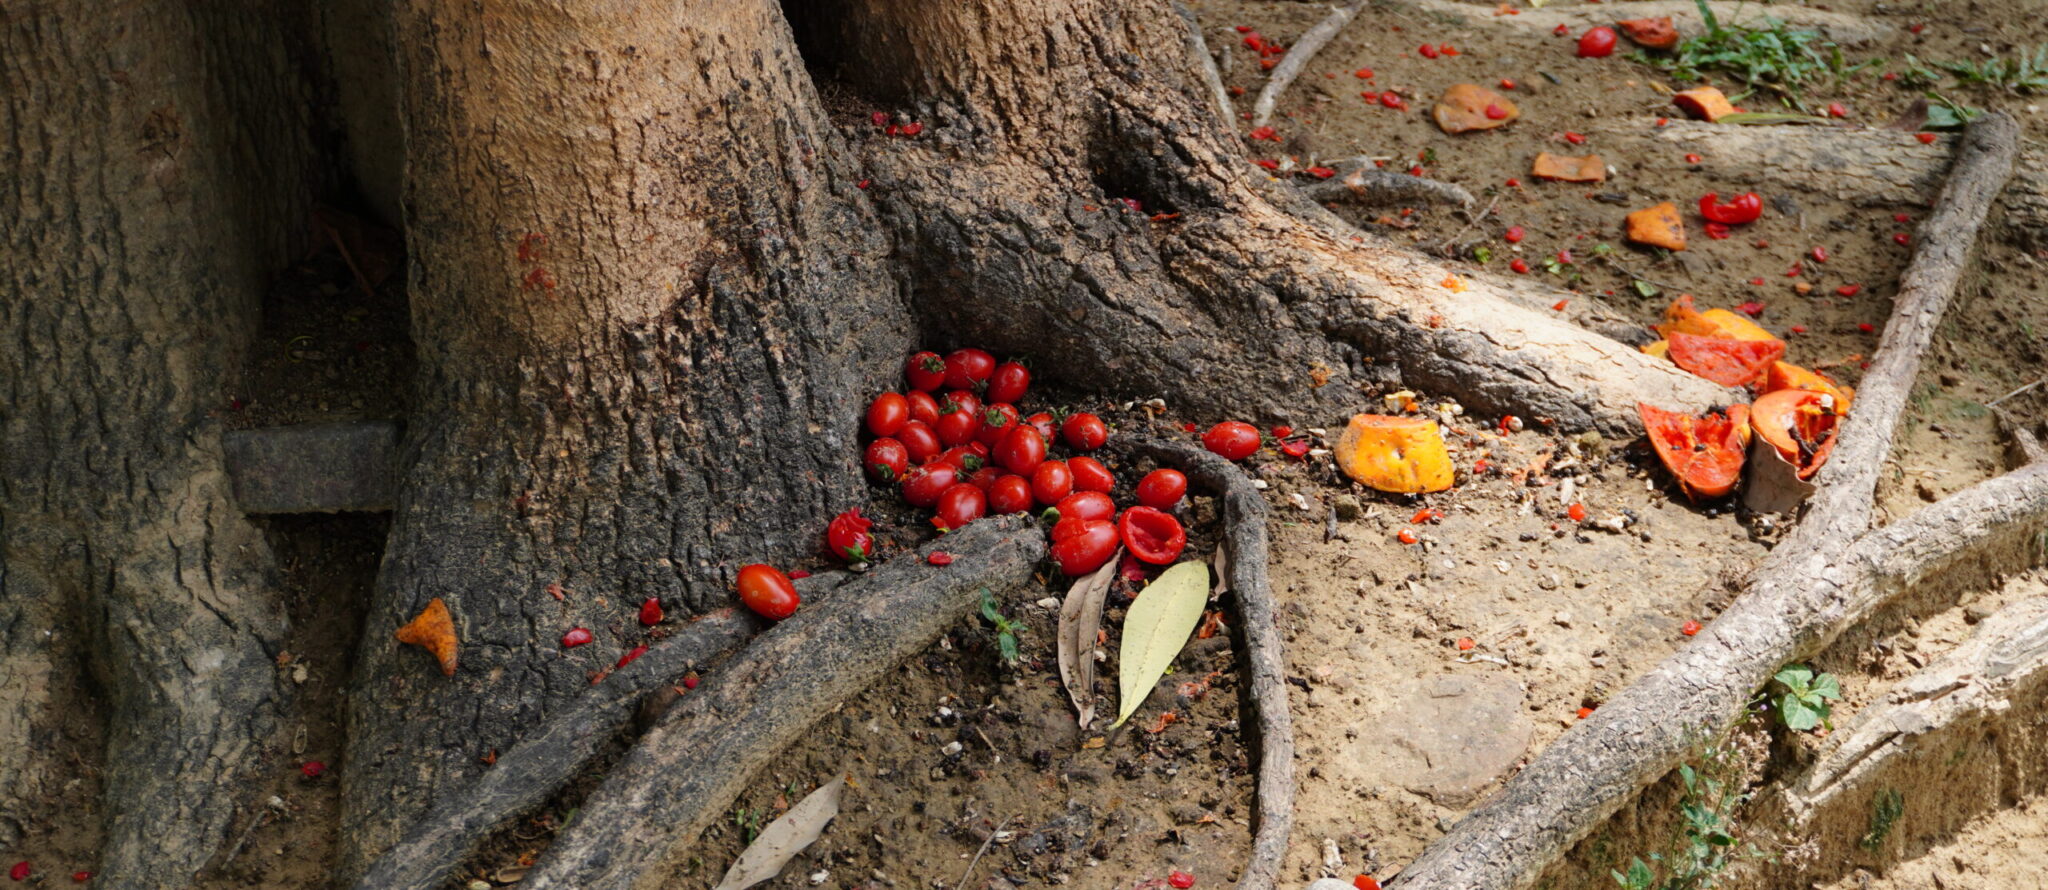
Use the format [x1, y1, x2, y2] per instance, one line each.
[1298, 167, 1474, 208]
[1174, 2, 1235, 128]
[1388, 113, 2023, 890]
[1250, 0, 1364, 128]
[1411, 0, 1895, 44]
[1141, 440, 1295, 890]
[520, 518, 1046, 889]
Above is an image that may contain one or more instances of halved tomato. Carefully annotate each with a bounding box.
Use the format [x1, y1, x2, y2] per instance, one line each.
[1617, 17, 1679, 51]
[1638, 402, 1749, 501]
[1666, 332, 1784, 387]
[1759, 361, 1853, 413]
[1749, 389, 1840, 480]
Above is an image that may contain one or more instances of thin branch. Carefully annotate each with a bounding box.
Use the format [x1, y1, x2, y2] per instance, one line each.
[1173, 2, 1235, 128]
[1251, 1, 1367, 128]
[953, 816, 1016, 890]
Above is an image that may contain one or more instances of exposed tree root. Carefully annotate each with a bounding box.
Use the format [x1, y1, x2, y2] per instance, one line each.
[1411, 0, 1895, 45]
[1141, 440, 1296, 890]
[1298, 168, 1474, 208]
[1388, 113, 2022, 890]
[518, 518, 1045, 889]
[1250, 0, 1365, 128]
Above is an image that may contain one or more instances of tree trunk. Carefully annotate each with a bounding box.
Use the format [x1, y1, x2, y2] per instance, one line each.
[0, 2, 318, 885]
[337, 0, 913, 871]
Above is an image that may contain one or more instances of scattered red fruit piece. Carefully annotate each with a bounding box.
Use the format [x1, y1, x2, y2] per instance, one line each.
[1791, 325, 1808, 334]
[1281, 440, 1311, 460]
[1704, 222, 1731, 240]
[1910, 22, 1926, 34]
[1681, 620, 1702, 636]
[1554, 23, 1570, 36]
[927, 551, 954, 566]
[1505, 177, 1521, 187]
[1456, 637, 1475, 651]
[1577, 26, 1617, 57]
[72, 872, 92, 883]
[616, 644, 647, 668]
[1563, 131, 1586, 144]
[1271, 425, 1294, 438]
[897, 122, 923, 137]
[1248, 125, 1278, 141]
[1894, 213, 1912, 223]
[1577, 706, 1595, 719]
[1552, 300, 1569, 311]
[856, 179, 870, 189]
[1684, 153, 1703, 163]
[1503, 225, 1525, 243]
[1306, 166, 1336, 179]
[1510, 258, 1530, 274]
[301, 760, 327, 778]
[1566, 502, 1586, 522]
[1838, 284, 1863, 297]
[788, 569, 811, 579]
[1810, 245, 1830, 263]
[683, 674, 701, 690]
[1827, 102, 1848, 118]
[562, 627, 593, 648]
[1419, 43, 1439, 59]
[1655, 117, 1669, 127]
[1355, 67, 1375, 78]
[1169, 871, 1197, 889]
[1893, 232, 1911, 246]
[639, 597, 664, 626]
[9, 862, 26, 882]
[1441, 44, 1460, 56]
[1484, 103, 1508, 120]
[1858, 322, 1876, 333]
[1748, 277, 1765, 286]
[1499, 78, 1516, 89]
[1916, 132, 1937, 144]
[1737, 301, 1765, 316]
[1354, 877, 1382, 890]
[1252, 159, 1280, 171]
[1396, 528, 1419, 545]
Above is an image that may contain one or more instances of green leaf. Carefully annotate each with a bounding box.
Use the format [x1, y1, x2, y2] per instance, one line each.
[1809, 671, 1842, 701]
[1781, 693, 1820, 731]
[1774, 664, 1813, 692]
[998, 633, 1019, 664]
[1112, 561, 1211, 728]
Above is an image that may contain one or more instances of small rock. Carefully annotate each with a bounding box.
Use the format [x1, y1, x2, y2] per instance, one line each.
[1552, 611, 1572, 628]
[1334, 495, 1364, 521]
[1036, 597, 1060, 610]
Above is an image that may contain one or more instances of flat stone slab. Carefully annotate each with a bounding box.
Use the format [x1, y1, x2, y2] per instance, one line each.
[1351, 671, 1533, 806]
[224, 420, 400, 513]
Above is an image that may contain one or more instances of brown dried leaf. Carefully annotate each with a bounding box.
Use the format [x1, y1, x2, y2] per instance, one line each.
[712, 777, 845, 890]
[395, 597, 458, 676]
[1058, 547, 1121, 730]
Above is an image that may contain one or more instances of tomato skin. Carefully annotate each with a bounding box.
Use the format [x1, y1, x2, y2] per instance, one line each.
[1136, 469, 1188, 509]
[1050, 519, 1120, 575]
[944, 349, 996, 391]
[1119, 506, 1187, 564]
[865, 392, 909, 437]
[987, 475, 1034, 514]
[933, 483, 987, 531]
[905, 390, 940, 425]
[896, 421, 942, 464]
[906, 351, 948, 392]
[1698, 192, 1763, 225]
[1031, 459, 1073, 506]
[1061, 412, 1109, 451]
[1068, 456, 1114, 493]
[826, 508, 874, 562]
[864, 438, 909, 482]
[934, 405, 982, 447]
[975, 403, 1020, 447]
[966, 466, 1004, 491]
[939, 445, 984, 473]
[1023, 412, 1058, 442]
[992, 426, 1046, 476]
[901, 462, 960, 508]
[1053, 490, 1115, 523]
[736, 564, 801, 620]
[1577, 26, 1617, 57]
[943, 390, 983, 421]
[1202, 421, 1261, 460]
[986, 361, 1030, 404]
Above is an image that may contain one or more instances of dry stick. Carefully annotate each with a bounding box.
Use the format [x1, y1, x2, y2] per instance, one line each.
[1250, 0, 1366, 128]
[954, 816, 1016, 890]
[521, 519, 1047, 890]
[1141, 440, 1295, 890]
[1390, 113, 2022, 890]
[1174, 2, 1236, 128]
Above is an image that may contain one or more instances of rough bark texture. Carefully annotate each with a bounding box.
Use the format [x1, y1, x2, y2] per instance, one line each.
[523, 518, 1047, 889]
[1416, 0, 1896, 45]
[340, 0, 914, 873]
[0, 3, 318, 884]
[1390, 114, 2022, 890]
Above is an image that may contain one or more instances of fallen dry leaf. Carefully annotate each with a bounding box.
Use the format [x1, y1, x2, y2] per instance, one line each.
[395, 597, 458, 676]
[1432, 83, 1519, 134]
[713, 777, 844, 890]
[1058, 548, 1120, 730]
[1673, 86, 1738, 122]
[1625, 202, 1687, 251]
[1531, 152, 1606, 182]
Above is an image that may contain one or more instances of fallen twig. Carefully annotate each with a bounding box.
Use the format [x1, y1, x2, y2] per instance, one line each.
[954, 816, 1015, 890]
[1251, 0, 1366, 128]
[1299, 167, 1474, 208]
[1174, 2, 1235, 127]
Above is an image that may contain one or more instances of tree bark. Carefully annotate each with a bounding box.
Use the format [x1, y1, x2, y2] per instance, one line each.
[0, 2, 318, 885]
[339, 0, 914, 872]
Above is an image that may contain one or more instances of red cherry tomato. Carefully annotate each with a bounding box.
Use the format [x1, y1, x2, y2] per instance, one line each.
[1202, 421, 1261, 460]
[865, 392, 908, 437]
[1050, 519, 1120, 575]
[1031, 459, 1074, 506]
[975, 403, 1020, 447]
[905, 351, 947, 392]
[966, 465, 1003, 490]
[987, 475, 1034, 513]
[934, 483, 987, 531]
[1069, 456, 1114, 493]
[639, 597, 664, 626]
[939, 445, 984, 473]
[1577, 26, 1617, 57]
[864, 438, 909, 482]
[1136, 469, 1188, 509]
[1062, 412, 1109, 451]
[986, 361, 1031, 404]
[905, 390, 940, 425]
[934, 404, 981, 447]
[827, 508, 874, 563]
[901, 461, 960, 508]
[736, 564, 800, 620]
[1119, 506, 1186, 564]
[1698, 192, 1763, 225]
[896, 421, 941, 464]
[1053, 490, 1115, 523]
[943, 389, 982, 420]
[994, 426, 1047, 476]
[1023, 412, 1058, 442]
[944, 348, 996, 391]
[561, 626, 593, 648]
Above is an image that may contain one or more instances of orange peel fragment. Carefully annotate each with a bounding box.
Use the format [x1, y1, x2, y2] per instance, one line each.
[396, 597, 459, 676]
[1625, 202, 1687, 251]
[1334, 414, 1455, 494]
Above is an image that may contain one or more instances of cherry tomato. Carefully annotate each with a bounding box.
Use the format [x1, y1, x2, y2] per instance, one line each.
[940, 445, 985, 473]
[934, 404, 982, 447]
[1577, 26, 1617, 57]
[975, 403, 1020, 447]
[934, 483, 987, 531]
[1053, 490, 1115, 523]
[1023, 412, 1058, 441]
[1136, 469, 1188, 509]
[1062, 412, 1109, 451]
[944, 348, 996, 391]
[866, 392, 908, 437]
[827, 508, 874, 563]
[988, 475, 1034, 513]
[1202, 421, 1261, 460]
[966, 465, 1003, 491]
[1051, 519, 1119, 575]
[1031, 459, 1074, 506]
[896, 421, 942, 464]
[994, 425, 1047, 476]
[1698, 192, 1763, 225]
[905, 390, 940, 425]
[1118, 506, 1186, 564]
[901, 461, 960, 508]
[905, 351, 947, 392]
[864, 438, 909, 482]
[1069, 456, 1114, 493]
[986, 360, 1030, 404]
[736, 564, 800, 620]
[943, 389, 982, 420]
[639, 597, 665, 625]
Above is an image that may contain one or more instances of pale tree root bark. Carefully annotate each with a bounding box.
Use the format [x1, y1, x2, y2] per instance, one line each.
[1412, 0, 1896, 46]
[1388, 113, 2022, 890]
[511, 518, 1046, 889]
[1142, 440, 1296, 890]
[1249, 0, 1365, 129]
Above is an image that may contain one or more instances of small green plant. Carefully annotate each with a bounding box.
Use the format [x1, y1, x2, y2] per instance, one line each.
[1858, 788, 1905, 850]
[1924, 93, 1986, 129]
[978, 589, 1022, 664]
[1941, 45, 2048, 93]
[731, 805, 763, 843]
[1610, 745, 1757, 890]
[1896, 54, 1946, 88]
[1772, 663, 1842, 731]
[1634, 1, 1869, 111]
